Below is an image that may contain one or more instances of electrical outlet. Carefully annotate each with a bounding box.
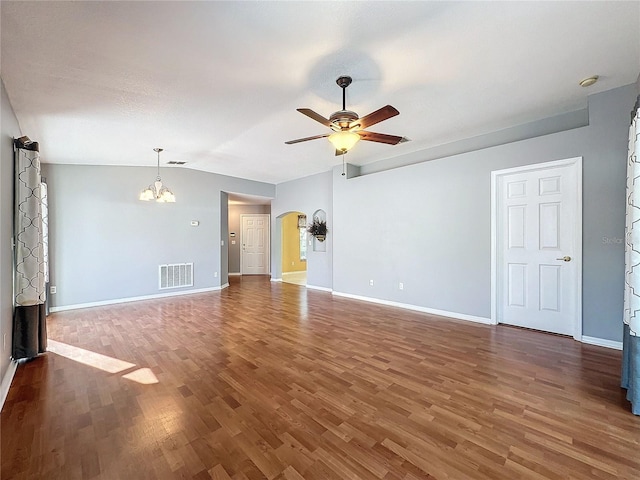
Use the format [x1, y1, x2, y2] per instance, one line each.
[369, 279, 374, 286]
[214, 272, 218, 278]
[50, 286, 57, 294]
[399, 282, 404, 290]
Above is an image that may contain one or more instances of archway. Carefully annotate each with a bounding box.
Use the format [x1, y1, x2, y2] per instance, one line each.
[281, 211, 307, 286]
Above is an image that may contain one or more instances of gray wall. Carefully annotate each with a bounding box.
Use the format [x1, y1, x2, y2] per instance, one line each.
[0, 79, 20, 383]
[228, 204, 270, 274]
[332, 84, 636, 342]
[43, 164, 274, 308]
[220, 191, 229, 285]
[271, 171, 333, 289]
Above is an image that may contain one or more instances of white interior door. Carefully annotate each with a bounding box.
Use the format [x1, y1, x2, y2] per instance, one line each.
[493, 158, 581, 337]
[241, 214, 270, 275]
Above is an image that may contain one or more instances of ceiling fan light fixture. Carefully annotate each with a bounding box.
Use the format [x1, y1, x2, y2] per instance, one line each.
[328, 130, 360, 153]
[286, 75, 403, 151]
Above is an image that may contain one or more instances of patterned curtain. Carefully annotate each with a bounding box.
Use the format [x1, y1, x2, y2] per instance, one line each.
[623, 96, 640, 415]
[42, 180, 50, 315]
[12, 137, 47, 359]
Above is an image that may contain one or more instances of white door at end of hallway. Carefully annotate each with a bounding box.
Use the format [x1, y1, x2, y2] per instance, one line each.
[241, 215, 270, 275]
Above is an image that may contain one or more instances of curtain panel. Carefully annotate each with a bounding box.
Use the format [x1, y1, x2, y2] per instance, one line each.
[12, 137, 47, 359]
[623, 97, 640, 414]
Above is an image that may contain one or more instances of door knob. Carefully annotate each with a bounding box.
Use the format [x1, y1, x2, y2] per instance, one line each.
[556, 256, 572, 262]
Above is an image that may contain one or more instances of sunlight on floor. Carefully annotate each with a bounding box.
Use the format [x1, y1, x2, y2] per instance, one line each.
[47, 339, 158, 384]
[122, 367, 159, 385]
[47, 339, 135, 373]
[282, 271, 306, 286]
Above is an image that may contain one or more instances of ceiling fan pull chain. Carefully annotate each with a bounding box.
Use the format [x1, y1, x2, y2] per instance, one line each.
[342, 152, 346, 176]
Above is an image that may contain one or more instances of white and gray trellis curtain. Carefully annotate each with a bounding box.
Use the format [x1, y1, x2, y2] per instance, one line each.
[623, 96, 640, 415]
[12, 137, 47, 359]
[41, 180, 49, 313]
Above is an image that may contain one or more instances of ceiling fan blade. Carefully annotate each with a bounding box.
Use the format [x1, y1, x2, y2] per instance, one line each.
[356, 105, 399, 130]
[285, 133, 330, 145]
[358, 131, 404, 145]
[297, 108, 332, 127]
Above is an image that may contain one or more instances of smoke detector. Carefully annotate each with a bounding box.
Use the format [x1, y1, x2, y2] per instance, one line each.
[579, 76, 599, 87]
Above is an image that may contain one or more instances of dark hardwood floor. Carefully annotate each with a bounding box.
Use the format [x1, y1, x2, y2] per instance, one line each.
[2, 276, 639, 479]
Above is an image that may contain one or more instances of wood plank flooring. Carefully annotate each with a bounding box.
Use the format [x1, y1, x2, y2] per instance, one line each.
[2, 276, 639, 479]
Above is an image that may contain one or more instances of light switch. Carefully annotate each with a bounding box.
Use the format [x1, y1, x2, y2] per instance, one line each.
[231, 240, 236, 245]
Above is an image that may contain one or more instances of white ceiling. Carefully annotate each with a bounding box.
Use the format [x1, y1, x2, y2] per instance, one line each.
[1, 1, 639, 184]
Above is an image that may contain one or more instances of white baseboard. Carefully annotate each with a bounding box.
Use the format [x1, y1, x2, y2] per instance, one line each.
[283, 271, 307, 275]
[1, 360, 17, 411]
[228, 272, 241, 276]
[306, 284, 332, 292]
[270, 278, 282, 283]
[581, 336, 623, 350]
[50, 286, 226, 313]
[331, 291, 492, 325]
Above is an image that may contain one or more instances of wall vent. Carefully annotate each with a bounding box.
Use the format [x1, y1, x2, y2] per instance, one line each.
[167, 161, 187, 165]
[159, 263, 193, 289]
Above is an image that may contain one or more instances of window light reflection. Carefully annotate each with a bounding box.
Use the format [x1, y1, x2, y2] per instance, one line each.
[122, 368, 159, 385]
[47, 339, 158, 384]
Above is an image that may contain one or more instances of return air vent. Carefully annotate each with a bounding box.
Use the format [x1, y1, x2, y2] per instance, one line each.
[159, 263, 193, 289]
[167, 161, 187, 165]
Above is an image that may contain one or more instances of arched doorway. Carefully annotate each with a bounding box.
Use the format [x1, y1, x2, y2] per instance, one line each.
[281, 211, 307, 286]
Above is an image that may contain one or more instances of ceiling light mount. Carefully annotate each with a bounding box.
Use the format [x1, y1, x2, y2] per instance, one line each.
[139, 147, 176, 203]
[579, 75, 599, 88]
[336, 75, 352, 90]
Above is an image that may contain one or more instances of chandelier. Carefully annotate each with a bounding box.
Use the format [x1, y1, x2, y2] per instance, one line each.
[139, 148, 176, 203]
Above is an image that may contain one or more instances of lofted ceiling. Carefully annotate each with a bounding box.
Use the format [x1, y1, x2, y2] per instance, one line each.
[1, 1, 639, 184]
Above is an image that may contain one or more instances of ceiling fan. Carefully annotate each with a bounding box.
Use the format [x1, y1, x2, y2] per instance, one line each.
[285, 76, 407, 155]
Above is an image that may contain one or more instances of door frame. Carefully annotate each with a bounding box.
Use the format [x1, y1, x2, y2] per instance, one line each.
[490, 157, 583, 340]
[240, 214, 271, 275]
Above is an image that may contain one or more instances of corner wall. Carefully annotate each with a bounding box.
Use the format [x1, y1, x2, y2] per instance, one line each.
[0, 78, 21, 400]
